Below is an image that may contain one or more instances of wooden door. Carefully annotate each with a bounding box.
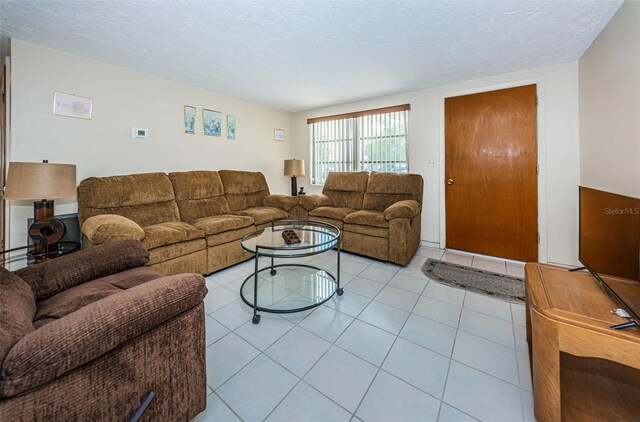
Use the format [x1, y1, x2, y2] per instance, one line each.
[445, 85, 537, 262]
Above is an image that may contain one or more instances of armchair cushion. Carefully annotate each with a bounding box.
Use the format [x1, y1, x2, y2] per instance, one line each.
[0, 273, 207, 397]
[362, 172, 424, 212]
[33, 267, 164, 328]
[82, 214, 145, 244]
[15, 240, 149, 301]
[383, 200, 421, 220]
[141, 222, 204, 250]
[309, 206, 356, 221]
[0, 268, 36, 365]
[237, 207, 288, 225]
[343, 210, 389, 228]
[322, 172, 369, 209]
[262, 194, 298, 212]
[192, 215, 254, 236]
[298, 194, 332, 211]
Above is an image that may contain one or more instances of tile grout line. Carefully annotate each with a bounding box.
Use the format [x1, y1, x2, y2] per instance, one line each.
[204, 247, 531, 421]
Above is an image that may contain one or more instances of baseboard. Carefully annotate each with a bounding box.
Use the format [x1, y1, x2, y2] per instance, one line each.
[420, 240, 441, 249]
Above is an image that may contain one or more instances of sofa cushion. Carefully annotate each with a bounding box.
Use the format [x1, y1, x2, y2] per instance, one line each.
[0, 268, 36, 365]
[343, 210, 389, 228]
[142, 222, 204, 250]
[33, 267, 164, 328]
[192, 215, 254, 236]
[298, 194, 332, 211]
[16, 240, 150, 301]
[219, 170, 271, 212]
[77, 172, 180, 228]
[343, 223, 389, 238]
[322, 172, 369, 209]
[206, 226, 256, 247]
[147, 240, 206, 267]
[169, 171, 232, 222]
[237, 207, 288, 225]
[309, 206, 356, 221]
[362, 172, 424, 212]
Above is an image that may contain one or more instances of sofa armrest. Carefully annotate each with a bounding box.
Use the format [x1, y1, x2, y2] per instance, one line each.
[0, 273, 207, 397]
[298, 194, 332, 211]
[383, 200, 421, 220]
[82, 214, 145, 245]
[15, 240, 149, 301]
[263, 194, 298, 212]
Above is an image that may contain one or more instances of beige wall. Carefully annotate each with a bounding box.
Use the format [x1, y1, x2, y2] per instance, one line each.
[293, 62, 580, 266]
[579, 0, 640, 198]
[6, 39, 293, 248]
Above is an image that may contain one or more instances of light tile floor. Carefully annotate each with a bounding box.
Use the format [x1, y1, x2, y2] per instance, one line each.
[193, 246, 534, 422]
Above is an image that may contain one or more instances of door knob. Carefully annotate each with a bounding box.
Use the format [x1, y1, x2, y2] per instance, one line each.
[447, 178, 454, 185]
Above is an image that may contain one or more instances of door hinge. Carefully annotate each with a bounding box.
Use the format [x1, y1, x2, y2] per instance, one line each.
[535, 95, 538, 107]
[536, 164, 539, 175]
[537, 233, 540, 244]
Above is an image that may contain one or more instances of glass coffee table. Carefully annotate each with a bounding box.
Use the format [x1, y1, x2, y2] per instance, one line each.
[240, 220, 343, 324]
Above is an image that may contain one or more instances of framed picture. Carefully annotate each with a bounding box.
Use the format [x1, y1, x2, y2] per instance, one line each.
[203, 109, 222, 136]
[184, 105, 196, 134]
[227, 115, 236, 139]
[274, 129, 285, 142]
[53, 91, 93, 119]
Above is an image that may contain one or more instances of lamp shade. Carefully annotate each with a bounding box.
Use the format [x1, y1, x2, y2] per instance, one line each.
[4, 161, 77, 200]
[284, 159, 305, 177]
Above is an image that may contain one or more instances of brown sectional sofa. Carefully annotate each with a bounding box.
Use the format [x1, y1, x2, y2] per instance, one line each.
[297, 171, 423, 265]
[78, 170, 294, 276]
[78, 169, 423, 275]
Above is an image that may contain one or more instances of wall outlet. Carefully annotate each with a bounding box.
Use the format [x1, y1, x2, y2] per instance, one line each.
[426, 159, 437, 167]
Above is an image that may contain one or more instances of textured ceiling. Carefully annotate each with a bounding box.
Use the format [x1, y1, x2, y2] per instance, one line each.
[0, 0, 623, 111]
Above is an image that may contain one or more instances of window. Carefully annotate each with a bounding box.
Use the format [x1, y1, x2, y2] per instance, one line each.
[308, 104, 410, 185]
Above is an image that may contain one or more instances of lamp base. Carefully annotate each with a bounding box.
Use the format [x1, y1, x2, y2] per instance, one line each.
[290, 176, 298, 197]
[29, 200, 65, 263]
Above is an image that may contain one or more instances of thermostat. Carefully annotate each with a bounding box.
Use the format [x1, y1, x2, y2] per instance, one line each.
[132, 128, 149, 138]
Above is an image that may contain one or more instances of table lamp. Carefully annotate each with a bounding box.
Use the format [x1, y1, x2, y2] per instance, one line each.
[284, 159, 305, 196]
[3, 160, 77, 261]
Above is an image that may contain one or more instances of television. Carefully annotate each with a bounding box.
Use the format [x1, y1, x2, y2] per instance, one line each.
[578, 186, 640, 329]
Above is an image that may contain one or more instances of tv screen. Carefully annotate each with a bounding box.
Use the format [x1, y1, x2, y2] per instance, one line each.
[578, 186, 640, 327]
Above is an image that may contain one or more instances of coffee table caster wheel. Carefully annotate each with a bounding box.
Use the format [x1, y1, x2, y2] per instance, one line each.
[337, 288, 344, 296]
[270, 269, 277, 276]
[252, 315, 261, 324]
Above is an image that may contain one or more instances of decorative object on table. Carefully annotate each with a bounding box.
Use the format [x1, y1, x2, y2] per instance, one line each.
[274, 128, 285, 142]
[422, 258, 524, 302]
[202, 108, 222, 136]
[184, 105, 196, 134]
[281, 229, 301, 244]
[298, 187, 306, 195]
[3, 160, 77, 263]
[52, 91, 93, 119]
[227, 115, 236, 139]
[284, 158, 305, 196]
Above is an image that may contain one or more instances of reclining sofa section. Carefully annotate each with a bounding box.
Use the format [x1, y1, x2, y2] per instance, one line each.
[77, 170, 295, 276]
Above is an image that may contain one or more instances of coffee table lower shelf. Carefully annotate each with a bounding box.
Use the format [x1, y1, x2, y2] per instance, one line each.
[240, 263, 343, 324]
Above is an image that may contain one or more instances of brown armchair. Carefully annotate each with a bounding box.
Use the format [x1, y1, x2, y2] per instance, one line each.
[0, 240, 207, 421]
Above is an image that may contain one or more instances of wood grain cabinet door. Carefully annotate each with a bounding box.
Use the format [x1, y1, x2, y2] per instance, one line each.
[445, 85, 538, 262]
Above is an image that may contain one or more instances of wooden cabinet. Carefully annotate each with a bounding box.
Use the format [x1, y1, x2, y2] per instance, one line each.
[525, 264, 640, 421]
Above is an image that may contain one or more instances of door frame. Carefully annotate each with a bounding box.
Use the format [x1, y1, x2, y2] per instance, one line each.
[438, 78, 548, 263]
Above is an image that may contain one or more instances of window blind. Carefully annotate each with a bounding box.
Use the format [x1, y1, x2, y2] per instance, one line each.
[309, 105, 409, 185]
